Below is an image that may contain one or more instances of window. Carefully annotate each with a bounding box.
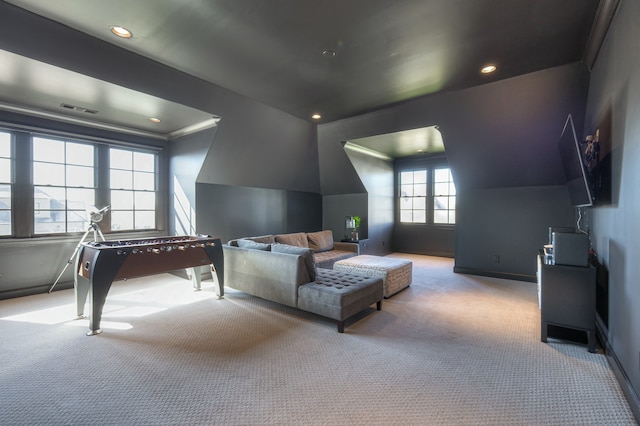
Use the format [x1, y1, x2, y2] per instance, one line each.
[109, 148, 156, 230]
[433, 168, 456, 224]
[399, 170, 427, 223]
[399, 167, 456, 225]
[0, 128, 161, 239]
[33, 137, 95, 234]
[0, 132, 12, 236]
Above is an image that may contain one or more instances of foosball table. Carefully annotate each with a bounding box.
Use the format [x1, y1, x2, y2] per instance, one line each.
[74, 235, 224, 335]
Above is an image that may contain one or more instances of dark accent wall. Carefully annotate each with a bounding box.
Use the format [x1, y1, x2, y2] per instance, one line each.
[339, 147, 394, 255]
[454, 186, 575, 280]
[318, 62, 590, 279]
[195, 183, 322, 243]
[584, 0, 640, 419]
[184, 99, 321, 242]
[322, 193, 368, 242]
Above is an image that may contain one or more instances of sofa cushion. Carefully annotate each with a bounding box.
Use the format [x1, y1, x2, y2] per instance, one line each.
[272, 243, 316, 281]
[314, 250, 357, 269]
[236, 239, 271, 251]
[247, 234, 276, 244]
[307, 230, 334, 253]
[275, 232, 309, 248]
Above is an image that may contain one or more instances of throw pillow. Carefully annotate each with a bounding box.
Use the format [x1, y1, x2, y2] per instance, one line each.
[271, 243, 317, 281]
[236, 239, 271, 251]
[274, 232, 309, 248]
[307, 230, 334, 252]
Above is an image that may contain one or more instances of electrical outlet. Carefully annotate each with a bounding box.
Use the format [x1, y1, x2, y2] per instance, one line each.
[494, 255, 500, 263]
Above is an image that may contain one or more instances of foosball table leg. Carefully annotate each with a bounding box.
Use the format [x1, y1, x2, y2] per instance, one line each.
[211, 265, 223, 299]
[189, 266, 202, 291]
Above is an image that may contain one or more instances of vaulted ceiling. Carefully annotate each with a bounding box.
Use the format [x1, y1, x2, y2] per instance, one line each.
[0, 0, 604, 139]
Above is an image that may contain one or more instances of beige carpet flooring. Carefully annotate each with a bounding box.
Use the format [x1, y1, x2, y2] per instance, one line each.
[0, 254, 636, 425]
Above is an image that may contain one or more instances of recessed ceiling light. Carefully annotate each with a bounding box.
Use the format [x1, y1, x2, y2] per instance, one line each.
[481, 64, 497, 74]
[311, 114, 322, 120]
[149, 117, 161, 123]
[322, 49, 336, 57]
[110, 26, 133, 39]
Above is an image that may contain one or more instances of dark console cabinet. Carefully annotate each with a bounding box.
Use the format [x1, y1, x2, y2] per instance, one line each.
[537, 255, 596, 352]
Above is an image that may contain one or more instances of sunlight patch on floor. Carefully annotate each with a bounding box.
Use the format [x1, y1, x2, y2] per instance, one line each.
[0, 275, 219, 328]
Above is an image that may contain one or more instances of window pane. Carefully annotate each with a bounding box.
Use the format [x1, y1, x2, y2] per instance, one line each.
[34, 163, 65, 185]
[413, 170, 427, 183]
[414, 183, 427, 197]
[435, 196, 449, 210]
[134, 152, 155, 172]
[400, 210, 413, 223]
[0, 184, 11, 208]
[111, 211, 133, 230]
[434, 210, 449, 224]
[66, 165, 94, 187]
[135, 191, 155, 209]
[34, 186, 65, 210]
[400, 184, 413, 197]
[111, 190, 134, 209]
[33, 137, 64, 162]
[434, 168, 451, 182]
[110, 169, 133, 189]
[413, 197, 426, 210]
[0, 133, 10, 157]
[66, 142, 94, 166]
[434, 182, 449, 196]
[135, 211, 155, 229]
[400, 171, 414, 185]
[0, 158, 10, 182]
[110, 149, 132, 169]
[67, 210, 88, 232]
[67, 188, 95, 210]
[0, 183, 10, 236]
[413, 210, 426, 223]
[134, 171, 154, 191]
[34, 214, 66, 234]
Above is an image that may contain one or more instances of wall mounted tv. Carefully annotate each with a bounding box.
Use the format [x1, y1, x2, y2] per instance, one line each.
[558, 114, 593, 207]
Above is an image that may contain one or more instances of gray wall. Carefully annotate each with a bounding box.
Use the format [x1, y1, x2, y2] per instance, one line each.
[318, 62, 590, 279]
[342, 147, 394, 256]
[584, 0, 640, 414]
[454, 186, 575, 280]
[169, 126, 218, 235]
[322, 193, 368, 242]
[189, 98, 322, 242]
[195, 184, 322, 243]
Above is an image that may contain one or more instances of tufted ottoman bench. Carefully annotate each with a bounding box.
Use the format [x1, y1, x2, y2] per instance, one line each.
[334, 255, 412, 298]
[298, 268, 383, 333]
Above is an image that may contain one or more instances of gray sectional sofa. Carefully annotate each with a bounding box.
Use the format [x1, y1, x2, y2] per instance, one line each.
[223, 231, 382, 332]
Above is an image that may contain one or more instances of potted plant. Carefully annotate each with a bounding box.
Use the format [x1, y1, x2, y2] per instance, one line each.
[351, 215, 361, 240]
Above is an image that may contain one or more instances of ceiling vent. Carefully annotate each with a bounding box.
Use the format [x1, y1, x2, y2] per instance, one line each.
[60, 103, 98, 114]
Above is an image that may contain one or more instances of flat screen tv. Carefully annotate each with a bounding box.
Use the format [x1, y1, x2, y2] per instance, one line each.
[558, 114, 593, 207]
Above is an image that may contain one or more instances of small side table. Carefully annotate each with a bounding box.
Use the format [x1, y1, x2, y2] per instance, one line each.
[341, 238, 369, 254]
